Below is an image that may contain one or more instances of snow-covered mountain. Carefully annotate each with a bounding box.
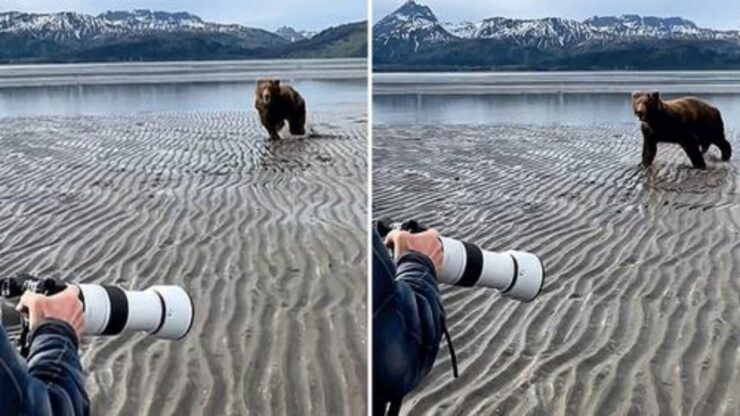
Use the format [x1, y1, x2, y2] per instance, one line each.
[377, 1, 739, 49]
[0, 10, 367, 62]
[0, 10, 371, 62]
[374, 0, 454, 50]
[275, 26, 316, 42]
[442, 14, 739, 48]
[374, 0, 740, 69]
[0, 10, 282, 45]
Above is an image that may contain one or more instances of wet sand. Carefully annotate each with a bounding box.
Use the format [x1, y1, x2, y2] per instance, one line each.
[0, 108, 367, 415]
[373, 124, 740, 415]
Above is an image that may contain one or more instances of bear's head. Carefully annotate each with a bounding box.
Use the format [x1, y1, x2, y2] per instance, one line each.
[631, 91, 662, 122]
[255, 79, 281, 107]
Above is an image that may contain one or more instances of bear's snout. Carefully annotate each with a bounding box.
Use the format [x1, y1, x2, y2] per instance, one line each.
[635, 109, 647, 121]
[262, 90, 272, 105]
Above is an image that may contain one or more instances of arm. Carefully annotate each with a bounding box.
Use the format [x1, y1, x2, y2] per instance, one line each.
[372, 230, 445, 404]
[0, 325, 26, 414]
[0, 320, 88, 416]
[27, 319, 89, 415]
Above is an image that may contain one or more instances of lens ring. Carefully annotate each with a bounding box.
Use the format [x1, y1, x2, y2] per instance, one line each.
[150, 289, 167, 335]
[101, 286, 128, 335]
[501, 253, 519, 294]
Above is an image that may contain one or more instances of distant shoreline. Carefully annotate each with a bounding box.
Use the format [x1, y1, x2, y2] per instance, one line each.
[0, 58, 367, 88]
[373, 70, 740, 95]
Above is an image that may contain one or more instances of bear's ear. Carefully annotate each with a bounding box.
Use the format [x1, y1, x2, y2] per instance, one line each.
[650, 91, 660, 100]
[631, 91, 642, 99]
[271, 79, 281, 87]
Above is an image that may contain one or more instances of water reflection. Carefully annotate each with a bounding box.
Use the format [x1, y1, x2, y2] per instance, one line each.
[374, 93, 740, 130]
[0, 79, 366, 117]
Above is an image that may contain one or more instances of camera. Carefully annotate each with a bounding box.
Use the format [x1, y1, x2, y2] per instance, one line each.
[1, 274, 194, 355]
[377, 220, 545, 302]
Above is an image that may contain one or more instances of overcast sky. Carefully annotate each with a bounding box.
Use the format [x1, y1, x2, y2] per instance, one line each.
[0, 0, 366, 31]
[374, 0, 739, 30]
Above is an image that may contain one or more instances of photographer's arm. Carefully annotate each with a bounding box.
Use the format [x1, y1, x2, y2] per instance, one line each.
[26, 319, 89, 415]
[0, 325, 26, 414]
[373, 230, 446, 412]
[0, 288, 90, 415]
[0, 319, 88, 415]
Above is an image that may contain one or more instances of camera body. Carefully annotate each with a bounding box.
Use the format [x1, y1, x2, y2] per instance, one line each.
[377, 219, 545, 302]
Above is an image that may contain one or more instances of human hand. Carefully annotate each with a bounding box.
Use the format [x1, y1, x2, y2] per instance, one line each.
[16, 286, 84, 335]
[385, 229, 444, 275]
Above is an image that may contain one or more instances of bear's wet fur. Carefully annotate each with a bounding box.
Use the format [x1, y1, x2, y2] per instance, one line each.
[632, 91, 732, 169]
[254, 79, 306, 140]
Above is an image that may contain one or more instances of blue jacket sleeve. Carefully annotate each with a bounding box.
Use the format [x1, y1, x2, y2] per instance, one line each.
[372, 230, 446, 405]
[0, 319, 89, 416]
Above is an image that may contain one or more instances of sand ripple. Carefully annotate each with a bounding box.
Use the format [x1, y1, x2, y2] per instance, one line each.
[373, 124, 739, 415]
[0, 110, 367, 415]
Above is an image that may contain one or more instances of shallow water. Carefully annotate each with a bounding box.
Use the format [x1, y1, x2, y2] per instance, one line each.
[374, 92, 740, 129]
[0, 79, 366, 117]
[374, 71, 740, 129]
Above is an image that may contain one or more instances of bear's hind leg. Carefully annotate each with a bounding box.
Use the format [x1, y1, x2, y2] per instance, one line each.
[681, 141, 706, 169]
[289, 102, 306, 136]
[288, 112, 306, 136]
[714, 134, 732, 161]
[289, 119, 306, 136]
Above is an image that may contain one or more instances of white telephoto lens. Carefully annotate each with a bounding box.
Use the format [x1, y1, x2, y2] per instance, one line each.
[438, 237, 545, 302]
[77, 283, 194, 339]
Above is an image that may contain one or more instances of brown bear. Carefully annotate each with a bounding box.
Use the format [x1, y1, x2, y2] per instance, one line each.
[631, 91, 732, 169]
[254, 78, 306, 140]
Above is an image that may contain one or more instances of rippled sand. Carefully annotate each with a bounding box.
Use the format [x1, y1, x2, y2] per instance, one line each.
[373, 124, 739, 415]
[0, 109, 367, 415]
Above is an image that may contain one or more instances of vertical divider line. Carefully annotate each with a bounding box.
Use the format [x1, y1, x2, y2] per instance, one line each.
[366, 2, 374, 415]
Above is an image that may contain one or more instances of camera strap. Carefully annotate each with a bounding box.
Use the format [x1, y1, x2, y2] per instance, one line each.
[443, 326, 459, 378]
[19, 315, 31, 358]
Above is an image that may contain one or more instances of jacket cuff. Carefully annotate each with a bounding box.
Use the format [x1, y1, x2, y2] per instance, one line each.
[397, 251, 437, 280]
[30, 318, 80, 349]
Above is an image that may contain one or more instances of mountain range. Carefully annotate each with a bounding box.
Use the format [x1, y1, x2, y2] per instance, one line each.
[0, 10, 366, 63]
[374, 0, 740, 70]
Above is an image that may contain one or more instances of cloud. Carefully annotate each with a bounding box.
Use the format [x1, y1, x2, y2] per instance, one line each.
[0, 0, 366, 31]
[374, 0, 739, 30]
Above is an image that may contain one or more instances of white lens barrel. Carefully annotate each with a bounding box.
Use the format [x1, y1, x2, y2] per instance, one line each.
[477, 251, 517, 291]
[79, 284, 111, 335]
[438, 237, 467, 285]
[123, 290, 166, 334]
[148, 285, 194, 340]
[77, 283, 194, 340]
[438, 237, 545, 302]
[504, 251, 544, 302]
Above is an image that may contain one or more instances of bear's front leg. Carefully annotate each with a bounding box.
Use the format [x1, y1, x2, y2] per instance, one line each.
[680, 141, 706, 169]
[266, 125, 281, 140]
[641, 139, 657, 167]
[640, 124, 658, 167]
[257, 108, 278, 140]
